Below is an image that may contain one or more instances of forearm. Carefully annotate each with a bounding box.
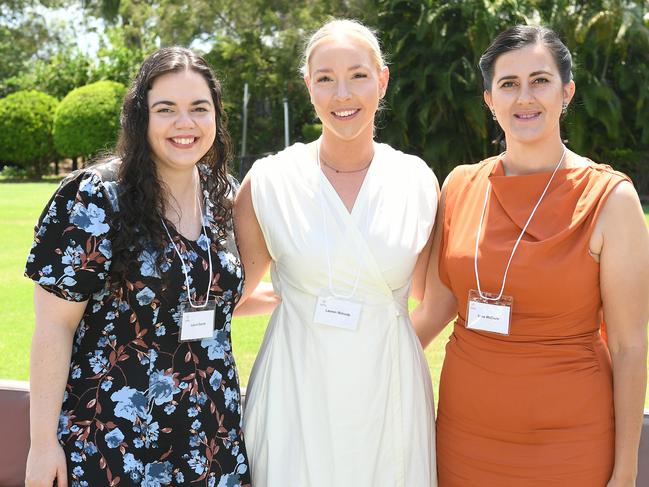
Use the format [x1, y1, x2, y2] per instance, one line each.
[411, 298, 457, 349]
[29, 322, 76, 446]
[234, 281, 279, 316]
[609, 345, 647, 482]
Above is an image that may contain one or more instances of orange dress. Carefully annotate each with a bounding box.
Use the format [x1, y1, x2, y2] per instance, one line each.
[436, 156, 630, 487]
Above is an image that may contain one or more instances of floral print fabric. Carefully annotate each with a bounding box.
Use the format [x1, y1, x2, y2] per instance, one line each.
[25, 165, 250, 486]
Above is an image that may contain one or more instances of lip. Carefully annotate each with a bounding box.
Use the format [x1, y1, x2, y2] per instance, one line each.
[513, 111, 542, 121]
[331, 108, 360, 120]
[168, 136, 199, 148]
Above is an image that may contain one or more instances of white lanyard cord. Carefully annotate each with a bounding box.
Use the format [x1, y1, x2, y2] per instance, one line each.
[160, 183, 213, 309]
[316, 140, 370, 299]
[474, 146, 566, 301]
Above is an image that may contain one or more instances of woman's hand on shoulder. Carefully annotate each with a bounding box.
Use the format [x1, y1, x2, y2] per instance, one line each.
[25, 439, 68, 487]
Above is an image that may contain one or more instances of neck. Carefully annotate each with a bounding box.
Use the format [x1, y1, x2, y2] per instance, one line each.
[318, 126, 375, 171]
[156, 163, 200, 221]
[502, 137, 566, 176]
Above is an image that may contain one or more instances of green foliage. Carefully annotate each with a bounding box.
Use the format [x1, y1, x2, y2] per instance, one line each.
[53, 80, 126, 158]
[376, 0, 649, 188]
[376, 0, 535, 176]
[302, 123, 322, 142]
[0, 2, 74, 97]
[79, 0, 374, 156]
[7, 51, 94, 100]
[0, 165, 29, 179]
[0, 90, 58, 177]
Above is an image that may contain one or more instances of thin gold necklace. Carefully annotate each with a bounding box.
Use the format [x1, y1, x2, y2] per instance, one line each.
[320, 156, 372, 174]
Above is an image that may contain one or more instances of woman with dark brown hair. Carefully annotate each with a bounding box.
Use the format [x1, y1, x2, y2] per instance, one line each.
[24, 47, 253, 486]
[414, 25, 648, 486]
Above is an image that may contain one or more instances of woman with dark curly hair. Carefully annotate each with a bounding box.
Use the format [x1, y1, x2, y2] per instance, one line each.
[24, 47, 257, 487]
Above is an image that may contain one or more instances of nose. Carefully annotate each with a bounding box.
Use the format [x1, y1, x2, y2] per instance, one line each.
[174, 109, 196, 128]
[334, 80, 352, 101]
[517, 84, 535, 104]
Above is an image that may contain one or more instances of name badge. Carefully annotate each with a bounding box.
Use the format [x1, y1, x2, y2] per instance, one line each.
[179, 300, 217, 341]
[466, 289, 512, 335]
[313, 296, 362, 331]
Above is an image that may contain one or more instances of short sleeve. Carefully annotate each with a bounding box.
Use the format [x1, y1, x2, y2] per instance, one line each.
[24, 171, 113, 302]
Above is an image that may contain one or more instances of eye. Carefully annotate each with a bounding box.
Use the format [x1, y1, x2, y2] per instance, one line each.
[193, 106, 209, 112]
[316, 75, 332, 83]
[155, 107, 173, 113]
[500, 81, 516, 89]
[352, 72, 368, 79]
[532, 77, 550, 84]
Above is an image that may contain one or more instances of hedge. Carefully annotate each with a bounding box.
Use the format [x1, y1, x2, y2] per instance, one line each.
[0, 90, 58, 176]
[53, 80, 126, 158]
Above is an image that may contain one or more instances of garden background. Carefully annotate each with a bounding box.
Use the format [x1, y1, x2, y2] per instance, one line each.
[1, 0, 648, 406]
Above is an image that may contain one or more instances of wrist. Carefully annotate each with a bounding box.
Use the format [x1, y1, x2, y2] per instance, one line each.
[610, 469, 637, 483]
[29, 434, 61, 449]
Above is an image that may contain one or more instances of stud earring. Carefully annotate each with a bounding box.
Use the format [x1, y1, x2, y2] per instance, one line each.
[561, 102, 568, 115]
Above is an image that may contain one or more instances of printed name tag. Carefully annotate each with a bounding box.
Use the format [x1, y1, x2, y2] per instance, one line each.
[466, 290, 512, 335]
[313, 296, 362, 331]
[179, 300, 217, 341]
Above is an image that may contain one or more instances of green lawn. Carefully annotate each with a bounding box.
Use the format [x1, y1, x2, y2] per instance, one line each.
[0, 182, 646, 409]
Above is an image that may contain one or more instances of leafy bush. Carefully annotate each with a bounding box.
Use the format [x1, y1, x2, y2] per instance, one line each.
[53, 80, 126, 158]
[0, 90, 58, 177]
[376, 0, 649, 187]
[301, 123, 322, 142]
[0, 164, 29, 179]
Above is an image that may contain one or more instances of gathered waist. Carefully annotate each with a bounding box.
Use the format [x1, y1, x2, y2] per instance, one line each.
[273, 275, 410, 317]
[453, 315, 603, 345]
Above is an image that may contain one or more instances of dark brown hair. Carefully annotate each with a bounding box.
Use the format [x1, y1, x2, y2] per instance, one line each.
[479, 25, 573, 91]
[109, 46, 233, 286]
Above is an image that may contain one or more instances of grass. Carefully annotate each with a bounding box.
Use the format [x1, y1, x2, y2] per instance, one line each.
[0, 182, 646, 409]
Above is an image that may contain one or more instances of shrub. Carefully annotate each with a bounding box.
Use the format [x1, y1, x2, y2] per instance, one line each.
[301, 123, 322, 142]
[0, 90, 59, 177]
[53, 80, 126, 158]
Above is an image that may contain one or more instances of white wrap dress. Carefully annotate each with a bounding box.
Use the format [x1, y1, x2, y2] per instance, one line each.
[243, 142, 438, 487]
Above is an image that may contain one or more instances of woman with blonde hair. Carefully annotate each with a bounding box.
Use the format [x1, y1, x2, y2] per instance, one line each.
[235, 18, 439, 487]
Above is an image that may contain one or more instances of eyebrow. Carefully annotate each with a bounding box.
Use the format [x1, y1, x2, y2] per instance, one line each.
[150, 99, 212, 108]
[313, 64, 368, 75]
[496, 70, 554, 83]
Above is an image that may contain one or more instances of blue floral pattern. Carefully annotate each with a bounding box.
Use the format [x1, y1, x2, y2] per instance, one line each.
[25, 166, 250, 486]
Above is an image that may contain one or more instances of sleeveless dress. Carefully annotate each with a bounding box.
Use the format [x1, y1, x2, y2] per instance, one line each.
[436, 156, 630, 486]
[24, 163, 250, 486]
[243, 142, 438, 487]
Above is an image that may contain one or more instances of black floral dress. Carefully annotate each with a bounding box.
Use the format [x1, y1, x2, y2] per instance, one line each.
[25, 163, 250, 487]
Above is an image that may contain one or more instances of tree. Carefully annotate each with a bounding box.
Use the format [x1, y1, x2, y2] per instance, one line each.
[375, 0, 529, 176]
[53, 80, 126, 159]
[0, 1, 73, 96]
[0, 90, 59, 177]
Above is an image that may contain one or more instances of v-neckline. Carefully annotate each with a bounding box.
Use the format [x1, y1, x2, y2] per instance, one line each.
[315, 142, 378, 219]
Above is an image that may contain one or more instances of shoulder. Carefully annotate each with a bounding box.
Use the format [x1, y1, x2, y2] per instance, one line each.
[581, 159, 632, 186]
[54, 161, 120, 209]
[598, 178, 640, 219]
[376, 143, 437, 186]
[250, 143, 309, 176]
[444, 157, 496, 191]
[377, 142, 429, 170]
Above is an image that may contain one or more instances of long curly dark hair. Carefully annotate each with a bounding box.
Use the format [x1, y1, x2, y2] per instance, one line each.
[109, 46, 233, 286]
